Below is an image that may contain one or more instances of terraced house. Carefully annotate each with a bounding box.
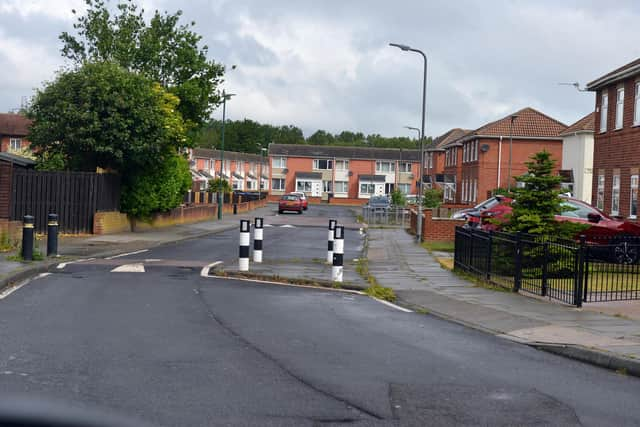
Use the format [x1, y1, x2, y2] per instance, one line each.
[268, 144, 420, 203]
[587, 58, 640, 219]
[439, 107, 566, 204]
[0, 113, 31, 153]
[189, 148, 269, 193]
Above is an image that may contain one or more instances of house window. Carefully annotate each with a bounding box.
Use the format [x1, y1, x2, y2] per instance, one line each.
[398, 183, 411, 194]
[271, 178, 285, 191]
[463, 144, 468, 163]
[596, 174, 605, 210]
[399, 162, 412, 173]
[9, 138, 21, 151]
[635, 82, 640, 126]
[296, 180, 313, 192]
[611, 174, 620, 215]
[360, 183, 375, 194]
[473, 140, 478, 161]
[335, 181, 348, 193]
[313, 159, 333, 170]
[246, 180, 254, 190]
[615, 87, 624, 129]
[600, 92, 608, 132]
[473, 179, 478, 202]
[322, 180, 332, 192]
[272, 157, 287, 168]
[375, 161, 395, 172]
[335, 160, 349, 170]
[631, 175, 639, 219]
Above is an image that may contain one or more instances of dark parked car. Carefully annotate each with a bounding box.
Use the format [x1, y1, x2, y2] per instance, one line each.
[278, 194, 304, 214]
[477, 196, 640, 263]
[368, 195, 391, 210]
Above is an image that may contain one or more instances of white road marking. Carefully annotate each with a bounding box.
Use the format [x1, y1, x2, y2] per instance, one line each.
[205, 274, 364, 295]
[280, 224, 296, 228]
[111, 263, 145, 273]
[371, 298, 413, 313]
[0, 278, 32, 300]
[105, 249, 149, 260]
[56, 257, 95, 270]
[200, 261, 223, 277]
[144, 259, 162, 262]
[264, 224, 274, 227]
[35, 273, 51, 279]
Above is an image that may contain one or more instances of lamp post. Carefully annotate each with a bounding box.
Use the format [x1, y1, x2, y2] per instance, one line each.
[257, 144, 267, 200]
[218, 90, 235, 220]
[404, 126, 421, 140]
[390, 42, 427, 242]
[507, 114, 518, 192]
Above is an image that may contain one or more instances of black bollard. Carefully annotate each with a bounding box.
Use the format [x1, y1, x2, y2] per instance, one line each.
[47, 213, 59, 257]
[233, 203, 238, 215]
[22, 215, 34, 261]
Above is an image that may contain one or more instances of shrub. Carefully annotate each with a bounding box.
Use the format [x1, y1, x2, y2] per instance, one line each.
[422, 188, 443, 208]
[391, 189, 406, 206]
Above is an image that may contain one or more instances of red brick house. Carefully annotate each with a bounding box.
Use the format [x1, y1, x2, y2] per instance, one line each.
[189, 148, 269, 193]
[0, 113, 31, 153]
[586, 58, 640, 219]
[424, 128, 470, 193]
[268, 144, 420, 203]
[441, 107, 566, 205]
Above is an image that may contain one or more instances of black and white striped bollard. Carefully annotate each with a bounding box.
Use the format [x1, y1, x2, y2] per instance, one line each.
[239, 219, 250, 271]
[332, 225, 344, 282]
[327, 219, 337, 263]
[253, 217, 263, 263]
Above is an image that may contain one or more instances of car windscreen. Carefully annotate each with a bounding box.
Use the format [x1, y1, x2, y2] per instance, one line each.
[281, 195, 299, 201]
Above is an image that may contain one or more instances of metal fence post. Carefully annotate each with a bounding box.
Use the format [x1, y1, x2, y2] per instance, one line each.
[485, 230, 493, 280]
[22, 215, 34, 261]
[574, 235, 586, 307]
[513, 231, 523, 293]
[541, 241, 549, 297]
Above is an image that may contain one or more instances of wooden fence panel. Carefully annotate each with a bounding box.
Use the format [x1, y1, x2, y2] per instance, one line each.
[10, 170, 120, 233]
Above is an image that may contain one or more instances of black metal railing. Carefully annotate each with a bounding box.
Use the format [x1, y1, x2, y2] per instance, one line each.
[454, 227, 640, 306]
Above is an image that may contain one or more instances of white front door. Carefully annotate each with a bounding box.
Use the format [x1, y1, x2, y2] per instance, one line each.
[312, 182, 322, 197]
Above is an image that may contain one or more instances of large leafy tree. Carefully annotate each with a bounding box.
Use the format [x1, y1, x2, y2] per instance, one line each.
[27, 61, 192, 217]
[28, 61, 185, 172]
[59, 0, 225, 131]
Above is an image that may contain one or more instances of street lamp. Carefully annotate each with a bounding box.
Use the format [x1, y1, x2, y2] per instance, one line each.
[390, 42, 428, 242]
[404, 126, 421, 140]
[257, 144, 268, 200]
[218, 90, 236, 220]
[507, 114, 518, 192]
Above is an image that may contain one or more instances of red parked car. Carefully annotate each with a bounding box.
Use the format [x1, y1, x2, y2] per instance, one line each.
[475, 196, 640, 262]
[278, 194, 304, 214]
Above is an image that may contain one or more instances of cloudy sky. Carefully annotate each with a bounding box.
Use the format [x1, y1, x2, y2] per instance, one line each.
[1, 0, 639, 138]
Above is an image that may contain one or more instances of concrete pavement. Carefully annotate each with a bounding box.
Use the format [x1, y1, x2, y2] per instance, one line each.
[367, 227, 640, 375]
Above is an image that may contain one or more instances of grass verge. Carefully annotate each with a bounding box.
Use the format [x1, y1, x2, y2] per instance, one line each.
[421, 240, 455, 253]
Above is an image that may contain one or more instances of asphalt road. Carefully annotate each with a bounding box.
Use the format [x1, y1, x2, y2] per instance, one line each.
[1, 205, 639, 426]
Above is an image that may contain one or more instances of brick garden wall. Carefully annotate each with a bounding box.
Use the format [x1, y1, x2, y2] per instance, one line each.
[409, 208, 466, 241]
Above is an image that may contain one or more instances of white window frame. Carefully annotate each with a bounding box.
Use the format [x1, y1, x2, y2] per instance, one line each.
[463, 144, 467, 163]
[322, 180, 332, 192]
[635, 82, 640, 126]
[271, 178, 285, 191]
[631, 175, 639, 219]
[611, 174, 620, 215]
[600, 92, 608, 133]
[398, 183, 410, 194]
[313, 159, 333, 170]
[272, 157, 287, 168]
[474, 140, 478, 161]
[615, 87, 624, 130]
[399, 162, 412, 173]
[334, 181, 348, 193]
[9, 138, 21, 151]
[335, 160, 349, 170]
[359, 182, 376, 195]
[597, 174, 605, 210]
[473, 179, 478, 202]
[296, 180, 314, 192]
[375, 161, 395, 173]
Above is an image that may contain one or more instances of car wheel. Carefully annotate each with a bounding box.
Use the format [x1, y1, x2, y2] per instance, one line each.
[611, 236, 639, 264]
[278, 210, 283, 214]
[298, 210, 303, 214]
[304, 206, 308, 210]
